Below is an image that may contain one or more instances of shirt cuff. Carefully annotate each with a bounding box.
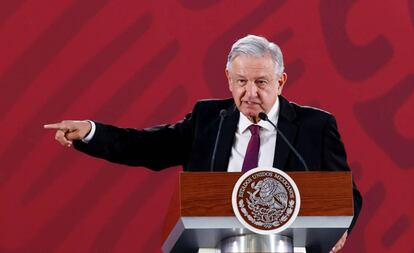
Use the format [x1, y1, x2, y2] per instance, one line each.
[82, 120, 96, 143]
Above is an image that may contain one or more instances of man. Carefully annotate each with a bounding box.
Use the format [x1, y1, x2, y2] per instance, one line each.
[45, 35, 361, 252]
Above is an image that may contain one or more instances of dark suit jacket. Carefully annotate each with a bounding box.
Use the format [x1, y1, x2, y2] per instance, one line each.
[74, 95, 362, 231]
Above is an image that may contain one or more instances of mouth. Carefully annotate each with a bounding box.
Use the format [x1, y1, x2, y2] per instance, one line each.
[243, 101, 260, 106]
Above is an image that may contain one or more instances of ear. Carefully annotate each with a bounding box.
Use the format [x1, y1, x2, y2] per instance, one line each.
[226, 69, 233, 92]
[277, 73, 287, 95]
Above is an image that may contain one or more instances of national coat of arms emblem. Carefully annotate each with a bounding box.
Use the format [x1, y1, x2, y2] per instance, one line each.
[232, 167, 301, 234]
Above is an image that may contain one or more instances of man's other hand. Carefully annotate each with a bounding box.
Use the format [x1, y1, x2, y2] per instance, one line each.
[44, 120, 92, 147]
[330, 230, 348, 253]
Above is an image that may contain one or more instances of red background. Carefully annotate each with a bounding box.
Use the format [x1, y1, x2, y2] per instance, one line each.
[1, 0, 413, 252]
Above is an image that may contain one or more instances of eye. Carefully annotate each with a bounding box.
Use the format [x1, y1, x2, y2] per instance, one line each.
[255, 80, 268, 86]
[237, 79, 247, 86]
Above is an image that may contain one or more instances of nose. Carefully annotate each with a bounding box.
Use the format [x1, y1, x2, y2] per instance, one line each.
[245, 82, 258, 98]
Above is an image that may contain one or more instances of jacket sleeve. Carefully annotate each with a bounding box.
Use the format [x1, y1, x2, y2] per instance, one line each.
[322, 114, 363, 233]
[73, 104, 199, 171]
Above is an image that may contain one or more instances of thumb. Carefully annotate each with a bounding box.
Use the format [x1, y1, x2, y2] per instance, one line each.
[65, 130, 83, 141]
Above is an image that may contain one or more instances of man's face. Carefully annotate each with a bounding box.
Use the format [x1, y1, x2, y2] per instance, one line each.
[226, 54, 287, 122]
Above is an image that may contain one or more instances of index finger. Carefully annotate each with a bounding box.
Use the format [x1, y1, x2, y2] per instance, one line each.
[44, 123, 67, 130]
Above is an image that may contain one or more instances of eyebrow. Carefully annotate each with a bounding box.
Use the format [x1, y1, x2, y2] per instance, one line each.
[234, 74, 269, 80]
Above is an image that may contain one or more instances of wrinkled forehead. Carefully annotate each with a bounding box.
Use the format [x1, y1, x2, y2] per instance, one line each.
[229, 54, 276, 78]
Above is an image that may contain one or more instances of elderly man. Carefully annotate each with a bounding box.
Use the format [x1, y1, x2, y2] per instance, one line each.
[45, 35, 362, 252]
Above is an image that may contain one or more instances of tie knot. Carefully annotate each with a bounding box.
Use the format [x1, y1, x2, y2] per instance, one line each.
[249, 124, 260, 135]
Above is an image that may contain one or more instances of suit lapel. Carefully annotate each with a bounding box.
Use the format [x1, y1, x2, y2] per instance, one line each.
[273, 96, 298, 170]
[214, 104, 239, 171]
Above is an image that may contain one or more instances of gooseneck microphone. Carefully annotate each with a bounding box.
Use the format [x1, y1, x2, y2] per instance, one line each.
[210, 109, 228, 171]
[258, 112, 309, 170]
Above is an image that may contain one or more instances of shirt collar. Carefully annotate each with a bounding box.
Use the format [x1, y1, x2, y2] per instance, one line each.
[238, 98, 280, 133]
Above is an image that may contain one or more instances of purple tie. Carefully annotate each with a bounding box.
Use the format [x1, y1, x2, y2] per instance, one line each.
[242, 125, 260, 172]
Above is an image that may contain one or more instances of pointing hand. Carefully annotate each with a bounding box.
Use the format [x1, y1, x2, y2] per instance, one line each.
[44, 120, 92, 147]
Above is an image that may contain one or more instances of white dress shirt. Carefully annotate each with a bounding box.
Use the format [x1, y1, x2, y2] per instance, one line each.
[227, 99, 279, 172]
[82, 120, 96, 143]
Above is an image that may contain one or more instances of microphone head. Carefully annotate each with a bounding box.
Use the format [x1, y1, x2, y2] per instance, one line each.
[258, 112, 268, 120]
[220, 109, 228, 118]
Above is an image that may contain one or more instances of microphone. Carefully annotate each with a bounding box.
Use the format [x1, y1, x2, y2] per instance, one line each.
[210, 109, 228, 171]
[258, 112, 309, 170]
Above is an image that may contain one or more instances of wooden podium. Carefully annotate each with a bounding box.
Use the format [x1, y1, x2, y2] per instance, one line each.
[162, 172, 354, 253]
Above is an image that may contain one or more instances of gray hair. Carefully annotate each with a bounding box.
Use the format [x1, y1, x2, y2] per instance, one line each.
[226, 35, 285, 76]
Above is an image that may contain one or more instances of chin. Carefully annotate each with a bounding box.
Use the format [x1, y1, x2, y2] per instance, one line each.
[243, 110, 258, 118]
